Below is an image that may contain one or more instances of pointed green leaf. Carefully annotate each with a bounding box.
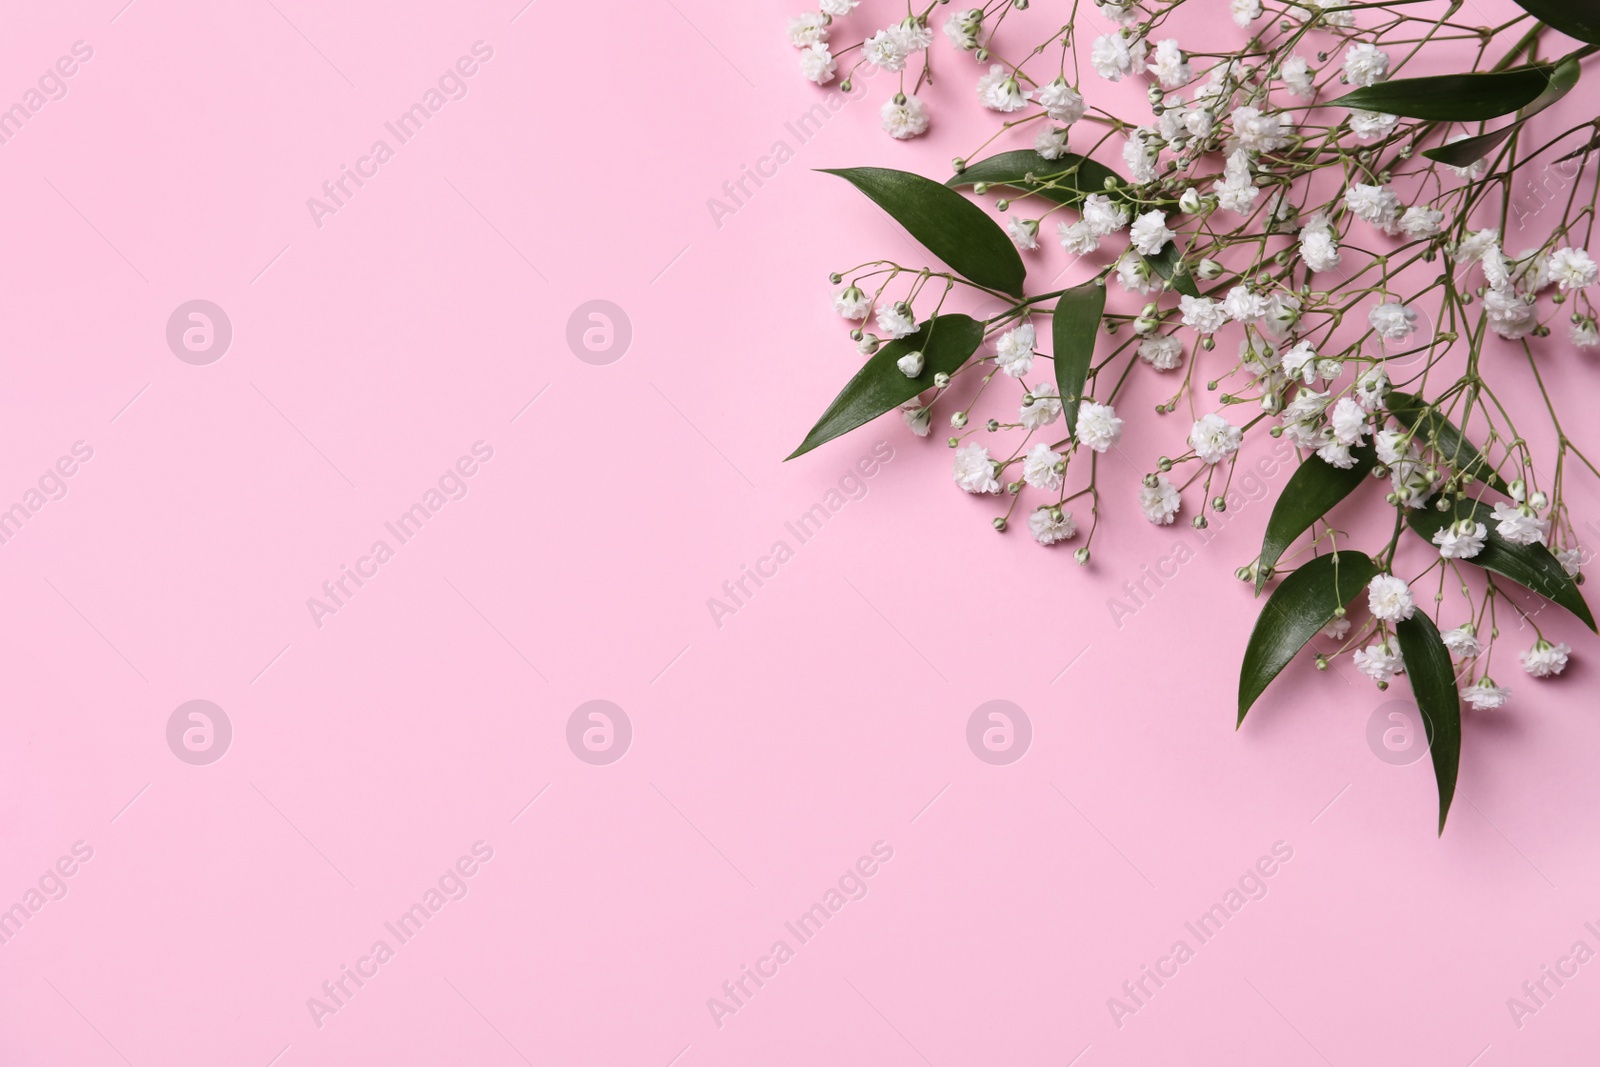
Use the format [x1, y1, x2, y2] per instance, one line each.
[1421, 55, 1582, 166]
[1239, 550, 1379, 726]
[1144, 240, 1200, 297]
[1386, 390, 1511, 495]
[1053, 281, 1107, 435]
[1394, 612, 1461, 835]
[1508, 0, 1600, 45]
[1405, 498, 1597, 632]
[945, 150, 1123, 208]
[1332, 65, 1557, 121]
[787, 315, 984, 460]
[1255, 445, 1378, 594]
[822, 167, 1026, 298]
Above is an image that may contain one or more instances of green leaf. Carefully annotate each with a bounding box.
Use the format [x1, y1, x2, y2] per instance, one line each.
[822, 167, 1026, 298]
[1238, 550, 1379, 726]
[1404, 499, 1597, 632]
[1386, 390, 1511, 495]
[1332, 65, 1557, 121]
[1394, 612, 1461, 835]
[1508, 0, 1600, 45]
[1255, 445, 1378, 594]
[1143, 240, 1200, 298]
[1053, 281, 1107, 435]
[787, 315, 984, 460]
[946, 150, 1123, 208]
[1421, 55, 1582, 167]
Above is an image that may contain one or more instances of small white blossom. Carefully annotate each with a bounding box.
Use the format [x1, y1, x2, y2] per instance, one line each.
[1076, 401, 1124, 452]
[901, 404, 932, 436]
[1082, 194, 1129, 235]
[864, 27, 911, 71]
[1399, 205, 1444, 239]
[880, 94, 930, 138]
[1557, 546, 1583, 576]
[1354, 640, 1404, 684]
[1229, 105, 1289, 154]
[799, 43, 837, 84]
[1484, 286, 1536, 340]
[1035, 124, 1071, 159]
[1023, 442, 1065, 490]
[1550, 247, 1598, 290]
[1348, 109, 1399, 140]
[1433, 519, 1488, 559]
[943, 8, 981, 50]
[1443, 625, 1483, 658]
[1150, 39, 1192, 88]
[1190, 412, 1243, 463]
[994, 322, 1037, 377]
[1281, 54, 1315, 97]
[1231, 0, 1263, 24]
[1367, 574, 1416, 622]
[1343, 42, 1389, 87]
[1006, 217, 1041, 250]
[1139, 335, 1184, 371]
[1029, 506, 1078, 545]
[1354, 366, 1389, 411]
[1140, 474, 1182, 524]
[1115, 251, 1157, 294]
[1223, 285, 1267, 324]
[1369, 302, 1418, 341]
[1299, 213, 1342, 272]
[895, 350, 924, 377]
[833, 286, 870, 320]
[1321, 616, 1351, 640]
[877, 303, 917, 339]
[977, 64, 1031, 111]
[1020, 383, 1062, 429]
[819, 0, 858, 14]
[1463, 679, 1510, 709]
[953, 443, 1000, 493]
[1129, 210, 1176, 255]
[1330, 396, 1369, 446]
[1521, 640, 1571, 678]
[1491, 501, 1549, 546]
[1345, 183, 1401, 234]
[1091, 31, 1147, 82]
[1058, 219, 1101, 255]
[1180, 295, 1230, 334]
[787, 12, 828, 47]
[1038, 78, 1086, 123]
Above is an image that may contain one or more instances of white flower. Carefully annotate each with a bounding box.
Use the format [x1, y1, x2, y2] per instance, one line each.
[1229, 105, 1289, 154]
[876, 303, 917, 339]
[865, 27, 911, 71]
[819, 0, 858, 14]
[880, 94, 929, 138]
[1179, 294, 1229, 334]
[1482, 242, 1511, 289]
[1091, 31, 1146, 82]
[1035, 125, 1071, 159]
[977, 64, 1031, 111]
[833, 286, 870, 320]
[1367, 574, 1416, 621]
[1007, 217, 1041, 251]
[1123, 126, 1160, 183]
[1150, 39, 1191, 88]
[1223, 285, 1267, 324]
[1354, 366, 1388, 411]
[1262, 292, 1303, 337]
[1076, 401, 1124, 452]
[1020, 382, 1062, 429]
[1556, 545, 1583, 577]
[1391, 459, 1437, 509]
[1491, 501, 1549, 546]
[1231, 0, 1263, 24]
[901, 404, 932, 436]
[1399, 205, 1444, 239]
[1442, 624, 1482, 658]
[1189, 412, 1243, 463]
[1345, 183, 1401, 234]
[1573, 320, 1600, 348]
[1082, 194, 1129, 235]
[1455, 228, 1498, 264]
[1369, 302, 1417, 341]
[953, 443, 1000, 493]
[787, 12, 828, 47]
[1139, 335, 1184, 371]
[1484, 286, 1536, 340]
[1521, 639, 1572, 678]
[1039, 78, 1086, 123]
[943, 8, 981, 50]
[1374, 428, 1411, 466]
[1024, 442, 1065, 490]
[1512, 246, 1552, 292]
[1280, 389, 1331, 446]
[1348, 109, 1398, 141]
[1463, 679, 1510, 710]
[1330, 396, 1368, 445]
[1029, 507, 1078, 545]
[1115, 251, 1157, 294]
[1299, 213, 1342, 272]
[1096, 0, 1138, 23]
[1058, 219, 1101, 255]
[1129, 210, 1175, 255]
[994, 322, 1036, 377]
[799, 42, 837, 84]
[1320, 616, 1351, 640]
[1140, 474, 1182, 524]
[1354, 640, 1404, 684]
[1550, 247, 1598, 290]
[1432, 519, 1487, 559]
[1317, 438, 1355, 468]
[1281, 54, 1315, 97]
[1343, 42, 1389, 87]
[1444, 137, 1489, 180]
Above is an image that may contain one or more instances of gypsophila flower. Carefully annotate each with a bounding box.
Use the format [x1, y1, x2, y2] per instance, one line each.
[1484, 286, 1536, 340]
[1330, 396, 1369, 446]
[1354, 640, 1404, 684]
[1369, 301, 1418, 340]
[1139, 335, 1184, 371]
[787, 12, 828, 47]
[895, 350, 924, 377]
[1129, 210, 1176, 255]
[1343, 42, 1390, 86]
[1346, 183, 1402, 234]
[1491, 501, 1549, 546]
[1007, 217, 1041, 250]
[1028, 506, 1077, 544]
[1115, 251, 1157, 294]
[1368, 573, 1417, 621]
[1281, 54, 1315, 97]
[1282, 338, 1318, 384]
[1058, 219, 1100, 255]
[1223, 285, 1267, 324]
[833, 286, 870, 320]
[864, 27, 911, 71]
[1557, 546, 1583, 576]
[943, 8, 982, 50]
[1123, 126, 1161, 183]
[1573, 320, 1600, 348]
[977, 64, 1031, 111]
[1180, 295, 1230, 334]
[1076, 401, 1124, 452]
[953, 443, 1000, 494]
[1024, 442, 1065, 490]
[1521, 639, 1571, 678]
[1140, 474, 1182, 524]
[994, 322, 1036, 377]
[1150, 39, 1192, 88]
[1399, 205, 1444, 239]
[901, 404, 932, 437]
[1039, 77, 1086, 123]
[1348, 109, 1399, 140]
[799, 42, 837, 84]
[820, 0, 857, 13]
[1464, 679, 1510, 709]
[1550, 247, 1598, 290]
[1355, 366, 1389, 411]
[1091, 30, 1147, 81]
[880, 94, 930, 138]
[877, 303, 916, 339]
[1190, 412, 1243, 463]
[1229, 105, 1290, 154]
[1020, 382, 1062, 429]
[1035, 125, 1071, 159]
[1232, 0, 1263, 24]
[1321, 616, 1351, 640]
[1433, 518, 1488, 559]
[1442, 625, 1482, 658]
[1299, 213, 1342, 272]
[1083, 194, 1129, 235]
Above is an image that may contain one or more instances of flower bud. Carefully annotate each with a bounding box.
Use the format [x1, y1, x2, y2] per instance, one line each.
[934, 372, 951, 389]
[1179, 188, 1202, 213]
[897, 350, 925, 377]
[1197, 258, 1223, 279]
[993, 516, 1008, 531]
[1074, 547, 1090, 564]
[951, 411, 968, 428]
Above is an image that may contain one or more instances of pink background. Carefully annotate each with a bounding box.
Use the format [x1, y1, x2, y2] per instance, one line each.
[3, 1, 1598, 1064]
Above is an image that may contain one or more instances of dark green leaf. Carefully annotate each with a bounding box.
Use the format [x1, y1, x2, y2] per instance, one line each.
[1238, 550, 1379, 726]
[1332, 65, 1557, 121]
[787, 315, 984, 460]
[1144, 241, 1200, 297]
[1405, 498, 1597, 632]
[1053, 281, 1107, 435]
[1394, 612, 1461, 835]
[1508, 0, 1600, 45]
[1255, 445, 1378, 594]
[822, 167, 1026, 298]
[1421, 55, 1582, 166]
[1386, 390, 1511, 495]
[946, 150, 1123, 208]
